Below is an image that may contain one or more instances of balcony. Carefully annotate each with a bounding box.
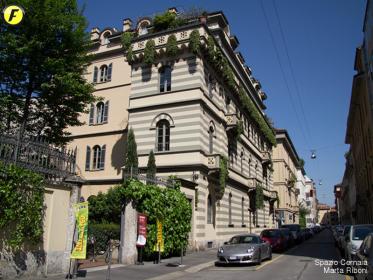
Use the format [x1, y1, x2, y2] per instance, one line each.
[207, 154, 220, 173]
[225, 113, 238, 131]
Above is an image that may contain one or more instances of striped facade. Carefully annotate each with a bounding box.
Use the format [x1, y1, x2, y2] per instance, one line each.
[67, 10, 279, 250]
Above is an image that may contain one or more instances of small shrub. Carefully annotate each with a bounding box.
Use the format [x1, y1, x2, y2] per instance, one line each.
[144, 40, 156, 66]
[166, 34, 178, 57]
[88, 223, 120, 254]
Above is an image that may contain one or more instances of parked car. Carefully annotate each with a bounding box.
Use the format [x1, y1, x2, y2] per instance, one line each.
[279, 228, 294, 248]
[260, 229, 287, 252]
[355, 233, 373, 280]
[344, 224, 373, 261]
[303, 228, 314, 239]
[281, 224, 303, 244]
[333, 225, 345, 245]
[339, 225, 351, 252]
[216, 234, 272, 265]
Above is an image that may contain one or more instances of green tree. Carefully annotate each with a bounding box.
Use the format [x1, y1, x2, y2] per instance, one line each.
[124, 128, 138, 172]
[299, 204, 310, 228]
[146, 150, 156, 184]
[0, 0, 95, 145]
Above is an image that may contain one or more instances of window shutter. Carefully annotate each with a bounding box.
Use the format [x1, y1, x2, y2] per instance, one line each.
[103, 101, 109, 123]
[89, 104, 94, 125]
[85, 146, 91, 170]
[93, 66, 98, 83]
[107, 63, 112, 81]
[100, 145, 106, 170]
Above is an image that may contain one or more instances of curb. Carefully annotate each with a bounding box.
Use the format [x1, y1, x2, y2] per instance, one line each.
[145, 260, 216, 280]
[85, 264, 127, 272]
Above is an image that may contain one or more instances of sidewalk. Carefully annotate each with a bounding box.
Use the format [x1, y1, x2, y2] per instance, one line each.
[33, 249, 217, 280]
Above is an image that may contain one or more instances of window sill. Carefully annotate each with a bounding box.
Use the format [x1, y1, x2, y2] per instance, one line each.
[93, 80, 111, 85]
[89, 122, 108, 126]
[85, 169, 105, 172]
[228, 224, 234, 228]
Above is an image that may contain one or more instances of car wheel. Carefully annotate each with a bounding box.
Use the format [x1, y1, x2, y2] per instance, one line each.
[268, 249, 272, 260]
[257, 252, 262, 265]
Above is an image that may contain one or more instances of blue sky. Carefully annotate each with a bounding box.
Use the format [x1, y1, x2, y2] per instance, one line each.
[78, 0, 367, 206]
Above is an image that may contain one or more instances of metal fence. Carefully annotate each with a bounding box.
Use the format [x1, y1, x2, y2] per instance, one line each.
[122, 167, 176, 188]
[0, 133, 76, 182]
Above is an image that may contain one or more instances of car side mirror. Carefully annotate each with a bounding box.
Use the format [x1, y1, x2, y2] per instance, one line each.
[224, 241, 228, 245]
[363, 248, 369, 257]
[261, 239, 265, 243]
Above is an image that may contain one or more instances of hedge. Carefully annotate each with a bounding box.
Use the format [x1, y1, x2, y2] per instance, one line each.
[88, 223, 120, 254]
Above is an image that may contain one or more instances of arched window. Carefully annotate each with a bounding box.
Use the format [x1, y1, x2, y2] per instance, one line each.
[99, 63, 112, 82]
[207, 195, 213, 224]
[206, 73, 213, 98]
[240, 150, 244, 173]
[102, 32, 110, 45]
[229, 193, 233, 225]
[241, 197, 245, 225]
[139, 22, 149, 35]
[92, 145, 102, 170]
[209, 126, 214, 154]
[159, 66, 171, 92]
[96, 102, 105, 124]
[156, 120, 170, 151]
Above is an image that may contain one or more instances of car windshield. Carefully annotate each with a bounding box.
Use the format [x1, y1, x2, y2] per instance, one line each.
[230, 236, 259, 244]
[352, 227, 373, 240]
[262, 230, 280, 238]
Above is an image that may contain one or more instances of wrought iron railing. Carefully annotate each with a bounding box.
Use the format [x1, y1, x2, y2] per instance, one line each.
[122, 167, 176, 188]
[0, 133, 76, 182]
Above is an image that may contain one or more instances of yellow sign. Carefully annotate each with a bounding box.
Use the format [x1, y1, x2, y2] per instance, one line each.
[71, 202, 89, 259]
[3, 5, 25, 25]
[153, 219, 164, 252]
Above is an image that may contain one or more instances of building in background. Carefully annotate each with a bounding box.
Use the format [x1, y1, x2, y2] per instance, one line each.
[272, 129, 301, 226]
[67, 8, 279, 249]
[343, 0, 373, 224]
[296, 168, 318, 227]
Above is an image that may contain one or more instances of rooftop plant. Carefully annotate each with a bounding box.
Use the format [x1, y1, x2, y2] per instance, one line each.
[153, 12, 187, 33]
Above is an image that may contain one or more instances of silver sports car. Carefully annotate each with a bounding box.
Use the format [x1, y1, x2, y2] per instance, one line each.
[216, 234, 272, 265]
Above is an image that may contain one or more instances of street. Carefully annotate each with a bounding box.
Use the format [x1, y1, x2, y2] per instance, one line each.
[179, 228, 348, 280]
[41, 228, 351, 280]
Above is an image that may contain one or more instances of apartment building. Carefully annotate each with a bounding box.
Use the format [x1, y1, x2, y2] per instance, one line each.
[68, 8, 278, 249]
[344, 0, 373, 224]
[272, 129, 300, 226]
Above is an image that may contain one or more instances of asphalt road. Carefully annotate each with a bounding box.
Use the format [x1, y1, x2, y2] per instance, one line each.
[176, 229, 348, 280]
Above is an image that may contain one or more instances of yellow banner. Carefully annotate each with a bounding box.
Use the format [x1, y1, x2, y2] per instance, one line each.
[71, 202, 89, 259]
[153, 219, 164, 252]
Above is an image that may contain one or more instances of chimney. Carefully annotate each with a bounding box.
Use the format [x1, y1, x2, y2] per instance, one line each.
[123, 18, 132, 32]
[90, 27, 100, 40]
[168, 7, 178, 14]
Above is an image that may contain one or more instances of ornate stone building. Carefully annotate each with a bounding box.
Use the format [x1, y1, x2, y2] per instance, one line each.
[272, 129, 300, 226]
[344, 0, 373, 224]
[68, 8, 278, 249]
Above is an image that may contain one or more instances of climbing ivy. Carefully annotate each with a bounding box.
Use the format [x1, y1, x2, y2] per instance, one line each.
[144, 39, 156, 66]
[236, 120, 244, 141]
[0, 162, 45, 248]
[121, 179, 192, 258]
[189, 30, 201, 55]
[166, 34, 179, 57]
[202, 36, 276, 147]
[121, 32, 134, 63]
[255, 183, 264, 209]
[219, 156, 229, 197]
